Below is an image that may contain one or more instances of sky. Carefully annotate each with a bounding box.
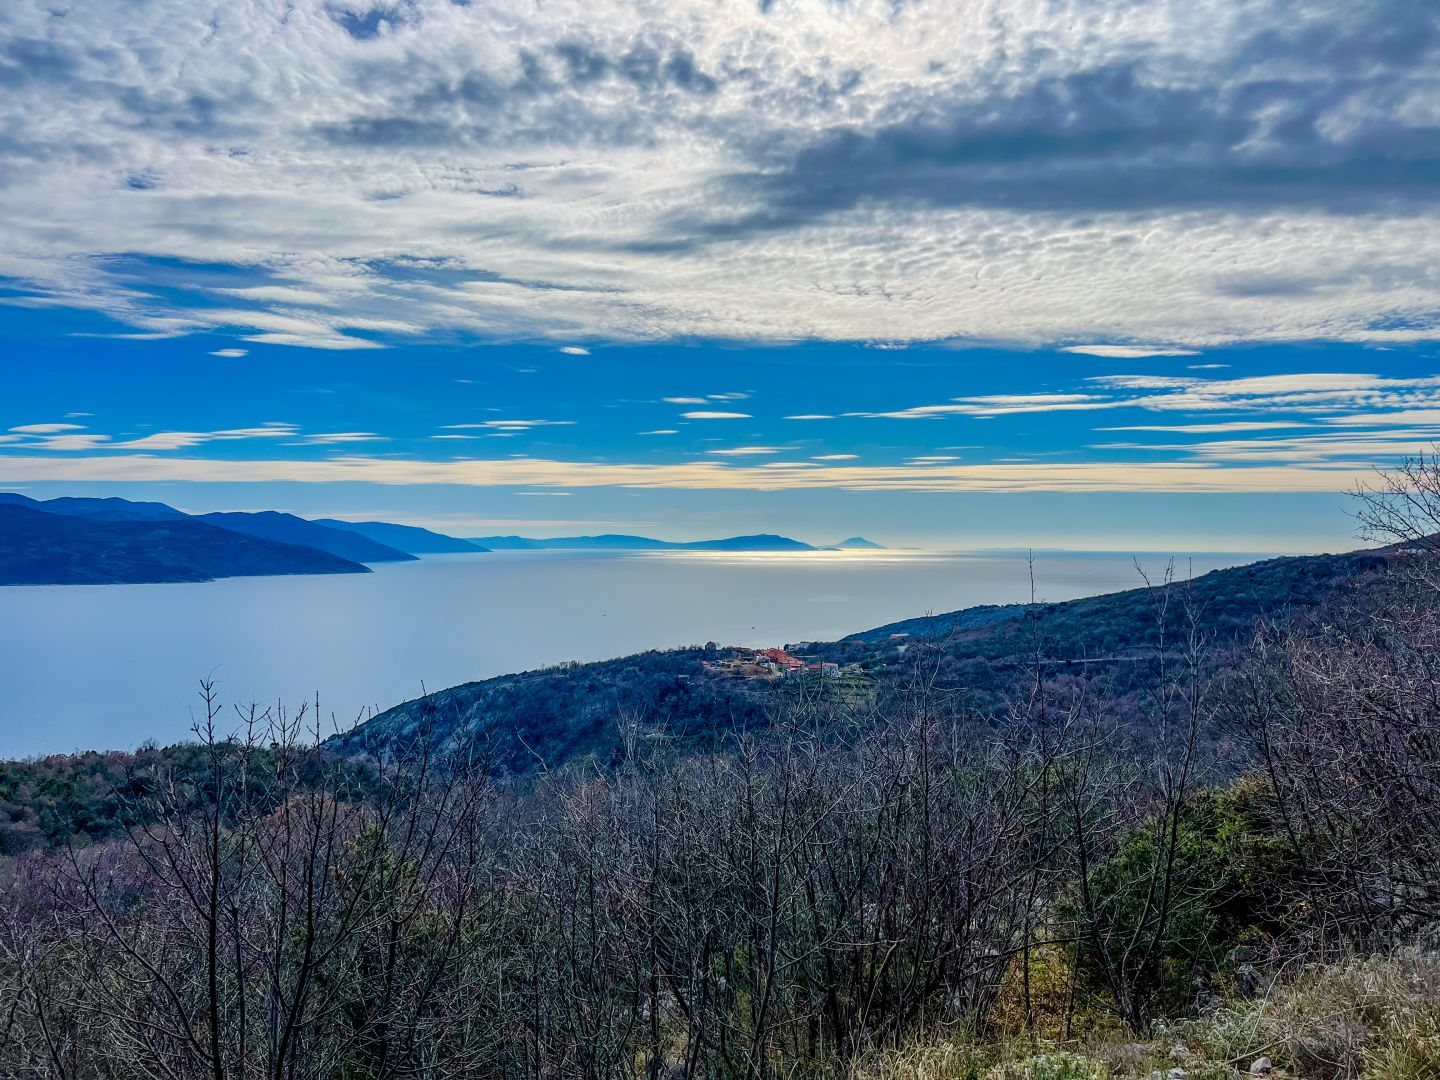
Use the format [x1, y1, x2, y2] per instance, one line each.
[1, 0, 1438, 551]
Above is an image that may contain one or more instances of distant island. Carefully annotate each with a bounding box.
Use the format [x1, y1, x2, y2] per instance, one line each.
[467, 533, 885, 552]
[0, 492, 882, 585]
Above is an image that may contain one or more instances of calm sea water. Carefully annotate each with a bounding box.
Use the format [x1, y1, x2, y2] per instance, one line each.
[0, 549, 1265, 757]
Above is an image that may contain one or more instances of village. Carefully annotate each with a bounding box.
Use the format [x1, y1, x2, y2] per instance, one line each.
[700, 646, 862, 683]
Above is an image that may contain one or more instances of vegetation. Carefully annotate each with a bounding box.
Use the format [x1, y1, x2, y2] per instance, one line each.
[2, 458, 1440, 1077]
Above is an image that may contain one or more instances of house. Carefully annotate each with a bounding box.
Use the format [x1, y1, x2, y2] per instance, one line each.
[762, 648, 804, 669]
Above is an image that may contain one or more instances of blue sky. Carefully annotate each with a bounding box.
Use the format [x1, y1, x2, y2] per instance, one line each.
[1, 0, 1438, 550]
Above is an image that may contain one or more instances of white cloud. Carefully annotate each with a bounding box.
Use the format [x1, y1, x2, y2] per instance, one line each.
[441, 419, 575, 430]
[559, 346, 590, 355]
[680, 411, 751, 419]
[861, 394, 1121, 419]
[1097, 429, 1440, 464]
[1, 422, 303, 452]
[0, 452, 1374, 494]
[1321, 410, 1440, 427]
[785, 414, 834, 420]
[1099, 422, 1312, 434]
[10, 423, 87, 434]
[297, 432, 384, 444]
[1090, 372, 1440, 413]
[638, 429, 678, 435]
[209, 348, 249, 358]
[1062, 346, 1201, 359]
[663, 397, 709, 405]
[706, 446, 783, 456]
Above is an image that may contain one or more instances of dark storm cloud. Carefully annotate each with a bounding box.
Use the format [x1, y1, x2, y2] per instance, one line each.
[699, 0, 1440, 234]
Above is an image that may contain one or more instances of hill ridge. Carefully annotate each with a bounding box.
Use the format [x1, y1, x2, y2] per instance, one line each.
[332, 542, 1393, 768]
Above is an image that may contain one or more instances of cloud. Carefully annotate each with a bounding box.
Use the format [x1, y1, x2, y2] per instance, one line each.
[9, 423, 86, 434]
[680, 411, 750, 419]
[0, 451, 1374, 494]
[1096, 429, 1440, 464]
[785, 414, 834, 420]
[0, 0, 1435, 348]
[441, 419, 574, 430]
[1099, 422, 1312, 434]
[706, 446, 782, 456]
[1321, 410, 1440, 427]
[1062, 346, 1201, 359]
[209, 348, 249, 358]
[663, 397, 709, 405]
[813, 453, 858, 460]
[638, 429, 678, 435]
[860, 394, 1120, 419]
[1, 422, 303, 452]
[296, 431, 385, 444]
[1089, 371, 1440, 413]
[559, 345, 590, 355]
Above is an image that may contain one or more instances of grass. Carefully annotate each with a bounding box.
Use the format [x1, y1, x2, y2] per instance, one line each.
[847, 954, 1440, 1080]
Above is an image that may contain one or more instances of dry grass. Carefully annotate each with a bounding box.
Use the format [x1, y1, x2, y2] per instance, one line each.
[847, 1037, 1115, 1080]
[1175, 952, 1440, 1079]
[847, 955, 1440, 1080]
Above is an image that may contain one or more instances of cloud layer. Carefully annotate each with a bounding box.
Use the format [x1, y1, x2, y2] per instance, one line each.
[0, 452, 1371, 494]
[0, 0, 1436, 348]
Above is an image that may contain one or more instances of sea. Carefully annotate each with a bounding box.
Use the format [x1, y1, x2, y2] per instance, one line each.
[0, 548, 1268, 757]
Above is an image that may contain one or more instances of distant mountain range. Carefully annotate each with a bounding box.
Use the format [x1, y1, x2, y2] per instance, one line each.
[195, 511, 418, 564]
[466, 533, 883, 552]
[0, 494, 481, 585]
[0, 492, 874, 584]
[315, 519, 486, 554]
[0, 503, 370, 585]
